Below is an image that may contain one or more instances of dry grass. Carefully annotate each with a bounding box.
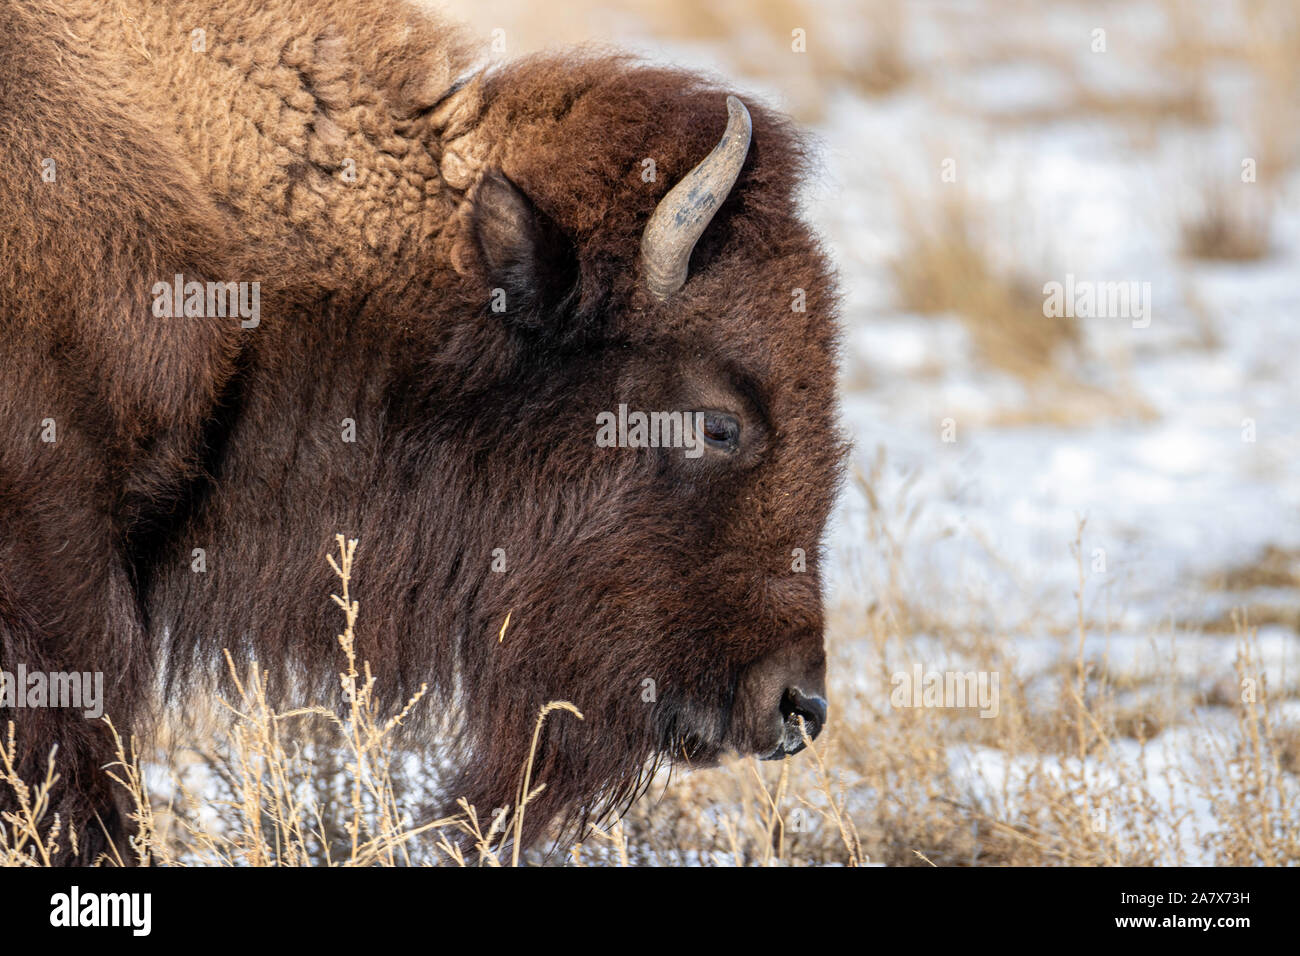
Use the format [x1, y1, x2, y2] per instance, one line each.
[1213, 546, 1300, 592]
[4, 511, 1297, 866]
[1190, 546, 1300, 635]
[454, 0, 909, 123]
[651, 0, 909, 97]
[1162, 0, 1300, 177]
[1180, 182, 1274, 261]
[1164, 0, 1296, 261]
[890, 191, 1079, 381]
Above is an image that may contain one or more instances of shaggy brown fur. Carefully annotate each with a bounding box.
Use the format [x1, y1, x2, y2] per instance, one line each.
[0, 0, 844, 863]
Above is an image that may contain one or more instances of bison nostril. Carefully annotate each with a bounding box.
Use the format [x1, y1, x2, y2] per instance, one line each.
[780, 687, 828, 743]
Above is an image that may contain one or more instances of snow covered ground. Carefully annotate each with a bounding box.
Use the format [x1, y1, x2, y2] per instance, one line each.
[806, 1, 1300, 863]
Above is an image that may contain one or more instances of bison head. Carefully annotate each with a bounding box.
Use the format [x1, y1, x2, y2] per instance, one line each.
[417, 66, 846, 833]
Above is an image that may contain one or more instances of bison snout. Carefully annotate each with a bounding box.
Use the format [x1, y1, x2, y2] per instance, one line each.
[727, 640, 828, 761]
[776, 687, 828, 756]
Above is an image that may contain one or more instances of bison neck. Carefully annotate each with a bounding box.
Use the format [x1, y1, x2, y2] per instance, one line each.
[147, 310, 514, 728]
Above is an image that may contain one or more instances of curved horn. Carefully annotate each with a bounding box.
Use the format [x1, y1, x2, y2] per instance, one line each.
[641, 95, 753, 301]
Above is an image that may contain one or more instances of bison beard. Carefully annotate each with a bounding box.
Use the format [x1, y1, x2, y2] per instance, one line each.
[0, 0, 845, 863]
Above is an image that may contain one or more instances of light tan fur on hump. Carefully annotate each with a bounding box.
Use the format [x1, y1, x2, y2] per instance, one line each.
[46, 0, 489, 283]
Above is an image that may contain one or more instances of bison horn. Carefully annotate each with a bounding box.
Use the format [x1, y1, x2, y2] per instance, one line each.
[641, 95, 753, 301]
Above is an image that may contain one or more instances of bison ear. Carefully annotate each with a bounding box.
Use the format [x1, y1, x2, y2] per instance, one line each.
[471, 170, 581, 334]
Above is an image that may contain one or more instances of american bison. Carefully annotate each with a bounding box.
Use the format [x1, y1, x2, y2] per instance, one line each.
[0, 0, 844, 863]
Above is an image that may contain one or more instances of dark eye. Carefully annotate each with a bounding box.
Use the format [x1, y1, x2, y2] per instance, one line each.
[699, 411, 741, 451]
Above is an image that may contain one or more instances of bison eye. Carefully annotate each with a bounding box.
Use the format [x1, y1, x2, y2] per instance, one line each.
[699, 411, 741, 451]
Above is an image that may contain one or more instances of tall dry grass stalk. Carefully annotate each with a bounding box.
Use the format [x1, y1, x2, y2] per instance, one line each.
[0, 728, 69, 866]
